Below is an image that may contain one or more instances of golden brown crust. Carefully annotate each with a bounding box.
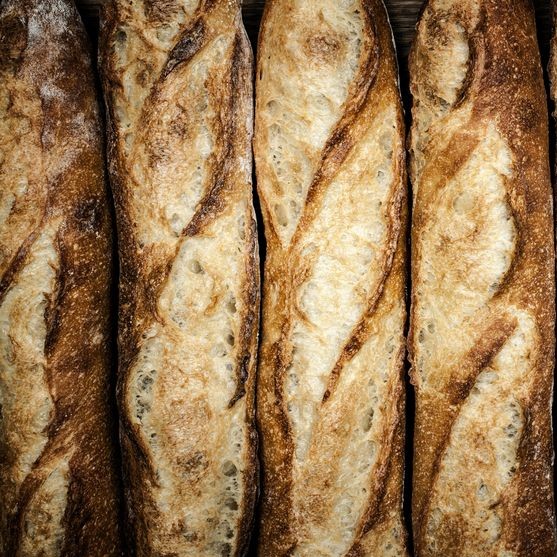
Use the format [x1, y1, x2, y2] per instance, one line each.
[409, 1, 556, 555]
[551, 2, 557, 136]
[254, 1, 408, 555]
[99, 1, 259, 555]
[0, 0, 123, 555]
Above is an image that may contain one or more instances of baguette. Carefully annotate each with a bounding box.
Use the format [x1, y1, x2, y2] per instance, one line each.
[408, 1, 557, 555]
[99, 1, 259, 555]
[254, 1, 408, 554]
[0, 0, 123, 554]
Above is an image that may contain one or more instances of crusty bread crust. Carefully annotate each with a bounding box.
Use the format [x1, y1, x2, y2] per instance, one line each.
[551, 2, 557, 145]
[99, 1, 259, 555]
[0, 0, 124, 555]
[409, 1, 557, 555]
[254, 1, 408, 554]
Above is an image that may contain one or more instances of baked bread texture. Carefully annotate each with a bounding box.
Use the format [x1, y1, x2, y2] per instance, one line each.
[100, 1, 259, 555]
[0, 0, 123, 555]
[551, 2, 557, 163]
[254, 1, 408, 555]
[409, 1, 557, 555]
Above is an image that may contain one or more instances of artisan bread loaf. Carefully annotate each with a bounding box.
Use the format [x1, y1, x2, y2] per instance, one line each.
[0, 0, 123, 555]
[100, 1, 259, 555]
[254, 0, 408, 554]
[409, 1, 557, 555]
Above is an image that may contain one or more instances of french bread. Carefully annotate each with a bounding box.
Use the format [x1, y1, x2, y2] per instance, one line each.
[408, 1, 557, 555]
[99, 1, 259, 555]
[254, 1, 408, 555]
[0, 0, 123, 554]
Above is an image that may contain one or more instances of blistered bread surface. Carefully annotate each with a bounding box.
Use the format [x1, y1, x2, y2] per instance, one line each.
[409, 1, 557, 555]
[254, 0, 408, 555]
[100, 1, 259, 555]
[0, 0, 123, 554]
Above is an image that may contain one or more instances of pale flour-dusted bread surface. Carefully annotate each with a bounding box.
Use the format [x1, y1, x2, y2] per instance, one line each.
[255, 0, 408, 555]
[100, 1, 259, 555]
[0, 0, 123, 554]
[409, 1, 557, 555]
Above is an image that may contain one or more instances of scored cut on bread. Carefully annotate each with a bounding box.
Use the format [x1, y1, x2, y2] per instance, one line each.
[99, 1, 259, 555]
[408, 1, 557, 555]
[254, 0, 408, 555]
[0, 0, 124, 554]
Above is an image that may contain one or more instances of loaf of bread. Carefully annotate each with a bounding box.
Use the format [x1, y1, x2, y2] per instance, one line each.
[0, 0, 123, 555]
[254, 1, 408, 554]
[99, 1, 259, 555]
[409, 1, 557, 555]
